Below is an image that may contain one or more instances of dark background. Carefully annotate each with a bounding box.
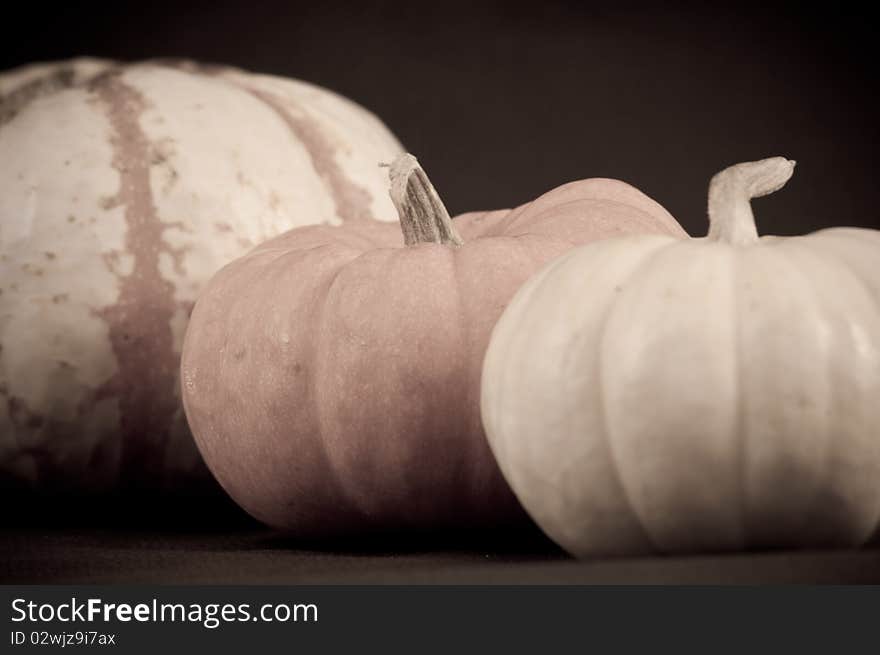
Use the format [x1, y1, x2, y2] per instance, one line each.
[3, 0, 879, 583]
[3, 0, 878, 236]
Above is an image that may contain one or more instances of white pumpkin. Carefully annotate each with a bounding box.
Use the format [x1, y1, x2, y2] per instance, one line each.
[481, 157, 880, 557]
[0, 58, 403, 493]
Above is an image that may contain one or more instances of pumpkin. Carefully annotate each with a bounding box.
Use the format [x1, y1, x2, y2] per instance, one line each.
[481, 157, 880, 557]
[0, 58, 403, 496]
[180, 153, 687, 535]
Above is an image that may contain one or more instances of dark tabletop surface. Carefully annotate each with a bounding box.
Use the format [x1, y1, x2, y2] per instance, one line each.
[3, 525, 879, 585]
[1, 490, 877, 585]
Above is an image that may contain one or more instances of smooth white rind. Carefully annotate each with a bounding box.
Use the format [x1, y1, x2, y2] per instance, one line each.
[482, 229, 880, 557]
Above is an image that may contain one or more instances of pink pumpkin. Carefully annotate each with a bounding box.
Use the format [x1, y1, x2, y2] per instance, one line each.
[180, 154, 687, 535]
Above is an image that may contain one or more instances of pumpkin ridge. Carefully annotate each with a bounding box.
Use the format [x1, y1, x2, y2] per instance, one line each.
[490, 237, 668, 553]
[506, 177, 682, 235]
[246, 241, 362, 275]
[770, 243, 840, 543]
[584, 178, 680, 226]
[0, 67, 80, 127]
[231, 83, 377, 225]
[307, 249, 387, 526]
[449, 209, 513, 239]
[729, 247, 749, 549]
[771, 239, 880, 543]
[88, 71, 180, 486]
[249, 224, 381, 256]
[0, 59, 116, 125]
[443, 242, 489, 512]
[592, 241, 678, 553]
[503, 199, 681, 242]
[739, 243, 857, 546]
[803, 230, 880, 308]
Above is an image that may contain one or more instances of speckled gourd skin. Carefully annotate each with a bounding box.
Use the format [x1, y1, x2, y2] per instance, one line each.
[181, 165, 687, 535]
[0, 58, 404, 496]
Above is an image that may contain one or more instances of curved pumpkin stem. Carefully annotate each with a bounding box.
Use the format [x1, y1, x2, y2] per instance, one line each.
[707, 156, 796, 246]
[388, 153, 463, 247]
